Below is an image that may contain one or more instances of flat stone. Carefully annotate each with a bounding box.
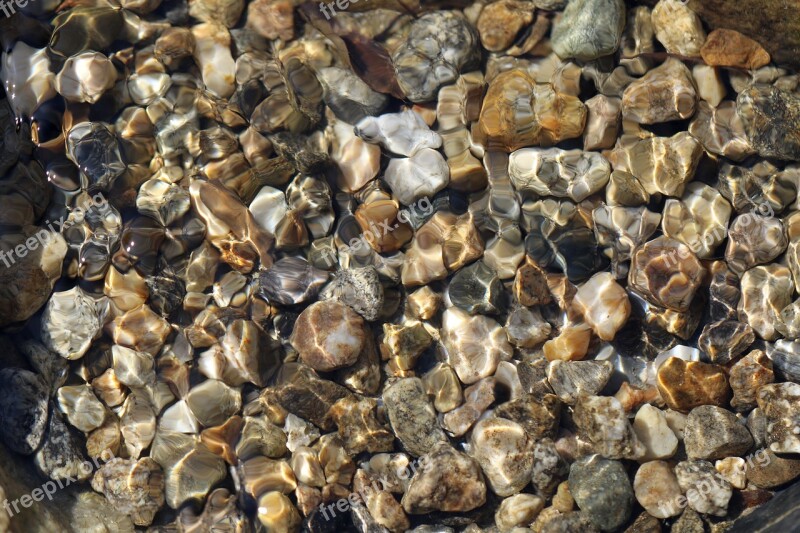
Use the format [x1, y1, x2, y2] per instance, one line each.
[547, 360, 613, 405]
[469, 417, 535, 497]
[657, 357, 731, 413]
[675, 460, 732, 517]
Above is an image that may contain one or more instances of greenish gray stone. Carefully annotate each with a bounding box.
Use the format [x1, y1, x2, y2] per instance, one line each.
[551, 0, 626, 61]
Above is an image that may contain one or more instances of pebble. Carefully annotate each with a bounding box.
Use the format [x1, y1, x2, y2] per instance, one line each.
[569, 455, 634, 531]
[715, 457, 747, 489]
[674, 460, 732, 517]
[505, 306, 552, 348]
[495, 493, 545, 531]
[289, 300, 368, 372]
[494, 394, 561, 441]
[572, 272, 631, 341]
[0, 368, 49, 454]
[469, 417, 535, 496]
[745, 449, 800, 488]
[701, 29, 771, 69]
[697, 320, 755, 365]
[725, 214, 788, 274]
[531, 438, 569, 496]
[509, 147, 611, 202]
[661, 182, 732, 259]
[584, 94, 621, 151]
[383, 378, 448, 457]
[476, 68, 586, 152]
[320, 266, 384, 321]
[401, 443, 487, 514]
[574, 395, 645, 460]
[632, 404, 679, 461]
[737, 85, 800, 161]
[738, 264, 794, 341]
[245, 0, 293, 40]
[448, 260, 507, 315]
[656, 357, 731, 413]
[651, 0, 707, 56]
[41, 286, 106, 360]
[757, 383, 800, 454]
[91, 457, 165, 526]
[551, 0, 625, 61]
[442, 378, 495, 437]
[633, 460, 683, 518]
[477, 0, 535, 52]
[34, 409, 92, 482]
[684, 405, 754, 460]
[441, 307, 513, 384]
[730, 350, 774, 412]
[547, 360, 613, 405]
[622, 58, 697, 124]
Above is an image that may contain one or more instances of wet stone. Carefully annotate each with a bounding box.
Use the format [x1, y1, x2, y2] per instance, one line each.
[730, 350, 774, 412]
[725, 214, 787, 274]
[632, 404, 679, 461]
[697, 320, 755, 365]
[448, 260, 506, 315]
[684, 406, 754, 460]
[383, 378, 448, 457]
[757, 383, 800, 454]
[258, 257, 329, 306]
[633, 460, 682, 519]
[738, 264, 794, 341]
[401, 443, 487, 514]
[441, 307, 513, 384]
[469, 417, 534, 497]
[657, 357, 731, 413]
[622, 58, 697, 124]
[494, 394, 561, 441]
[0, 368, 49, 454]
[675, 460, 732, 517]
[289, 300, 369, 372]
[35, 408, 92, 482]
[574, 395, 645, 460]
[737, 85, 800, 161]
[91, 457, 165, 526]
[550, 0, 626, 61]
[530, 438, 569, 497]
[547, 360, 613, 405]
[569, 455, 634, 532]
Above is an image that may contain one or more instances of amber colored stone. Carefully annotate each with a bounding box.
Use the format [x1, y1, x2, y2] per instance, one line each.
[354, 199, 413, 253]
[700, 29, 771, 69]
[200, 415, 244, 465]
[475, 69, 586, 152]
[656, 358, 731, 413]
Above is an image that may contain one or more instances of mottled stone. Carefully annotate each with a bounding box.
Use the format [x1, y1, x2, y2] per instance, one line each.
[757, 383, 800, 454]
[745, 449, 800, 488]
[633, 460, 682, 518]
[320, 266, 384, 321]
[494, 394, 561, 441]
[401, 444, 487, 514]
[569, 455, 634, 531]
[547, 360, 612, 405]
[514, 257, 553, 307]
[684, 406, 754, 460]
[675, 460, 732, 517]
[0, 368, 49, 454]
[531, 438, 569, 496]
[327, 396, 394, 455]
[651, 0, 707, 56]
[34, 409, 91, 482]
[91, 457, 165, 526]
[469, 417, 534, 497]
[442, 378, 495, 437]
[622, 58, 697, 124]
[383, 378, 448, 457]
[730, 350, 774, 412]
[657, 357, 731, 413]
[737, 85, 800, 161]
[574, 395, 645, 460]
[505, 306, 552, 348]
[551, 0, 626, 61]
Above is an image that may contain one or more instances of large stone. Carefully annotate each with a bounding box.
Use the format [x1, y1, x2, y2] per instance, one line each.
[684, 406, 754, 460]
[383, 378, 448, 457]
[737, 85, 800, 161]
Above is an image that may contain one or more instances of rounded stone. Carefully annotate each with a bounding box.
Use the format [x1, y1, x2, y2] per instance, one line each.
[569, 455, 634, 531]
[289, 300, 368, 372]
